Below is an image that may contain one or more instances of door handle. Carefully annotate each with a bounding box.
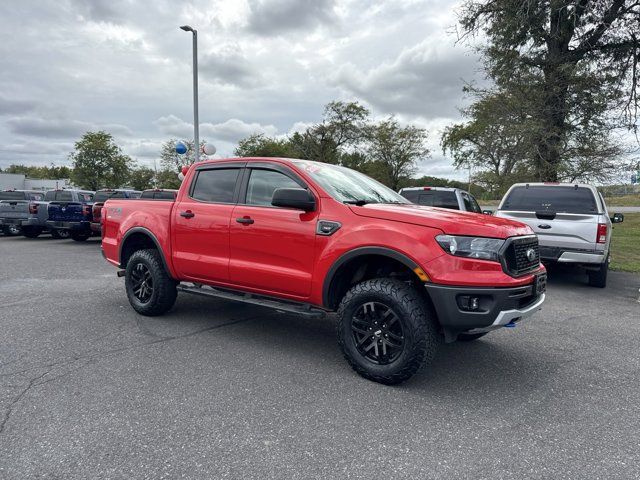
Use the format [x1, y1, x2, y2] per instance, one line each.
[236, 217, 254, 225]
[180, 211, 195, 218]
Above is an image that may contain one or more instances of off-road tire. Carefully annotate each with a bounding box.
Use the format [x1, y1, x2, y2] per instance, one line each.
[22, 226, 43, 238]
[337, 278, 439, 385]
[457, 332, 488, 342]
[588, 255, 608, 288]
[125, 249, 177, 316]
[50, 229, 69, 239]
[70, 231, 90, 242]
[3, 225, 21, 236]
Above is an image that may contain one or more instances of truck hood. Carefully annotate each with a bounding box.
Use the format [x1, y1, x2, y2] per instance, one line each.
[349, 204, 533, 238]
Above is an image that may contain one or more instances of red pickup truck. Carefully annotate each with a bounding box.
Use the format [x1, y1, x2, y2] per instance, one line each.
[102, 157, 546, 384]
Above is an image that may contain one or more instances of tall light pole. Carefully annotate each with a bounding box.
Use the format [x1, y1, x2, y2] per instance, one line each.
[180, 25, 199, 163]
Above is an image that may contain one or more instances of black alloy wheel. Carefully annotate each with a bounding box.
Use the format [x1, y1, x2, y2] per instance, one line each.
[130, 263, 154, 304]
[351, 301, 405, 365]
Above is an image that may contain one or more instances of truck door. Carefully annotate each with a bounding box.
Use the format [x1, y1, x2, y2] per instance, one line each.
[171, 163, 244, 283]
[229, 164, 318, 299]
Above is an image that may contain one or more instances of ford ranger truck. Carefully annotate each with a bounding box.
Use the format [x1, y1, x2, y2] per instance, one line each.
[102, 158, 546, 385]
[0, 190, 45, 236]
[46, 190, 95, 241]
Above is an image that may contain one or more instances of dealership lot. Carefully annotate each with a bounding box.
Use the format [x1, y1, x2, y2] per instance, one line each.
[1, 236, 639, 479]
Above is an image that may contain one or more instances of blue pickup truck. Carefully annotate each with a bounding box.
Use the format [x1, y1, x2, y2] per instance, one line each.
[46, 189, 96, 241]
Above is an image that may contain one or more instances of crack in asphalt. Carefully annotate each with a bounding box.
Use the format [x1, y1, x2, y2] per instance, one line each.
[0, 313, 265, 435]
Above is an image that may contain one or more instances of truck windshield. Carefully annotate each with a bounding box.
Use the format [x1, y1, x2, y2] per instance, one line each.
[502, 186, 598, 214]
[292, 160, 409, 205]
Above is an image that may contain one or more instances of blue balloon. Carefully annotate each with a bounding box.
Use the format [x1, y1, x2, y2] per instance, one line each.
[175, 142, 188, 155]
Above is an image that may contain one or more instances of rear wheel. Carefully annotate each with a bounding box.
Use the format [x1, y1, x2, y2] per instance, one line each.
[337, 278, 439, 385]
[588, 255, 609, 288]
[3, 225, 21, 236]
[22, 226, 43, 238]
[125, 249, 177, 316]
[70, 231, 90, 242]
[50, 229, 70, 239]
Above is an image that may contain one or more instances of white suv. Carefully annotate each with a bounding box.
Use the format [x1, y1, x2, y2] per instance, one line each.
[495, 183, 624, 287]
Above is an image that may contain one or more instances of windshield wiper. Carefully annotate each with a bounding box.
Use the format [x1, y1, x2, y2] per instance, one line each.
[344, 199, 374, 206]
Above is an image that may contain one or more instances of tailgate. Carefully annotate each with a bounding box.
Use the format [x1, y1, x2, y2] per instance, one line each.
[0, 201, 30, 220]
[48, 202, 90, 222]
[497, 210, 597, 249]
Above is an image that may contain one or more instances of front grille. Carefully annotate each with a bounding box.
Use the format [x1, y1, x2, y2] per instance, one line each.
[502, 236, 540, 277]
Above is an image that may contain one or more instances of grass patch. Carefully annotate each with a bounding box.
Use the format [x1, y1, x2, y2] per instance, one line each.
[610, 213, 640, 273]
[604, 194, 640, 207]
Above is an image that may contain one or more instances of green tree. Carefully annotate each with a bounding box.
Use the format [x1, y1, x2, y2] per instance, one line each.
[128, 166, 156, 191]
[3, 163, 72, 179]
[365, 118, 430, 190]
[69, 131, 132, 190]
[451, 0, 640, 182]
[234, 134, 300, 158]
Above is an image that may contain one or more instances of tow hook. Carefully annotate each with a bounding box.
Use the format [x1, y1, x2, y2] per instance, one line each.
[117, 270, 126, 277]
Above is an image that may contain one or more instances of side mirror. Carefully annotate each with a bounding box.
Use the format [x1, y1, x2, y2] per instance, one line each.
[272, 188, 316, 212]
[611, 213, 624, 224]
[483, 209, 494, 215]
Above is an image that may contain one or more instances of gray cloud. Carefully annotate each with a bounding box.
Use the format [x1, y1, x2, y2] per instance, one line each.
[6, 116, 133, 139]
[247, 0, 337, 36]
[200, 47, 261, 88]
[0, 96, 37, 116]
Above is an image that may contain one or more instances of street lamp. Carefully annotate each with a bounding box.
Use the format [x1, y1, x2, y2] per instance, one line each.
[180, 25, 199, 164]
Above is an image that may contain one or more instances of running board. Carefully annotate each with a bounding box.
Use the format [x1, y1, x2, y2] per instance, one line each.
[177, 284, 327, 318]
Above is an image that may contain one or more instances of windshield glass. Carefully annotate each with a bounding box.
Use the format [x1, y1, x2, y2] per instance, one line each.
[292, 160, 409, 204]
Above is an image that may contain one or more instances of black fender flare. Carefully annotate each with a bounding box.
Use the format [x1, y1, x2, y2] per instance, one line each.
[322, 246, 420, 309]
[119, 227, 174, 278]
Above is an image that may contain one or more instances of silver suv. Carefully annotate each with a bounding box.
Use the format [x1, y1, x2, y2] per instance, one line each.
[494, 183, 624, 287]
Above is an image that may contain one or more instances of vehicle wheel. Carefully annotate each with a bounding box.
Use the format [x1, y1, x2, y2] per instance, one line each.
[457, 332, 488, 342]
[588, 255, 608, 288]
[50, 229, 69, 239]
[22, 226, 43, 238]
[125, 249, 177, 316]
[337, 278, 439, 385]
[3, 225, 21, 236]
[70, 231, 90, 242]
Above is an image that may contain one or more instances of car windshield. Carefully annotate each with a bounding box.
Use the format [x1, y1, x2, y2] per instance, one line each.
[502, 186, 598, 214]
[292, 160, 409, 205]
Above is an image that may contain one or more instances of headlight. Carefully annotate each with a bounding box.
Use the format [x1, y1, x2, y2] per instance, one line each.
[435, 235, 505, 262]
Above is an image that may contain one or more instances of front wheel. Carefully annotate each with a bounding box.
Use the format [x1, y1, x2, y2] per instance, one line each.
[337, 278, 439, 385]
[70, 231, 90, 242]
[125, 249, 177, 316]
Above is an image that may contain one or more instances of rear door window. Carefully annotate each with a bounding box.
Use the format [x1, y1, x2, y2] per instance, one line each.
[502, 186, 598, 214]
[191, 168, 240, 203]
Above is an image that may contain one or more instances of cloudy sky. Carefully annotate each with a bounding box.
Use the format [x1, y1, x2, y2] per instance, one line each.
[0, 0, 484, 180]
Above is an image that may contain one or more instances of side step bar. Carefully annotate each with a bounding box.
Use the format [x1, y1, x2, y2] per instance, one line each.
[177, 283, 327, 319]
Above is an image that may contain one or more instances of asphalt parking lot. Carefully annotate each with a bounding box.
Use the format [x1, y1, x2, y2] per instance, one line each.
[1, 235, 639, 479]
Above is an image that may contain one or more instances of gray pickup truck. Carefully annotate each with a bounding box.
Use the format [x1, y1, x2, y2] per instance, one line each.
[0, 190, 48, 237]
[494, 183, 624, 288]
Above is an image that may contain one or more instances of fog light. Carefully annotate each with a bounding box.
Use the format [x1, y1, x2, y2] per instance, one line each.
[457, 295, 481, 312]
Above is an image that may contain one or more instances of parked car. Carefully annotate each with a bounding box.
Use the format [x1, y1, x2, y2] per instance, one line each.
[90, 189, 142, 235]
[46, 190, 95, 242]
[0, 190, 46, 236]
[398, 187, 483, 213]
[494, 182, 623, 288]
[140, 189, 178, 200]
[102, 158, 546, 385]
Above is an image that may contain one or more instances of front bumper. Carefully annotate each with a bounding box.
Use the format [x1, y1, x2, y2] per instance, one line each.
[425, 279, 545, 340]
[46, 220, 90, 231]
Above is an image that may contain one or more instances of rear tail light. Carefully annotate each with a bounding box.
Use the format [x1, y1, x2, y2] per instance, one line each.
[82, 205, 91, 216]
[597, 223, 607, 244]
[29, 203, 38, 214]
